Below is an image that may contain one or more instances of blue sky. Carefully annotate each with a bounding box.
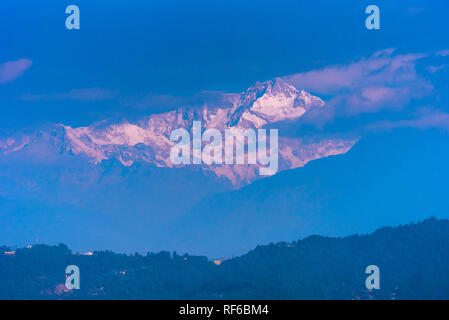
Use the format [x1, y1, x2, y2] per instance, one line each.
[1, 0, 448, 133]
[0, 0, 449, 254]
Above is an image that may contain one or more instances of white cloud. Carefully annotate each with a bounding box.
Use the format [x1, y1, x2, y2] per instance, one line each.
[0, 59, 32, 84]
[283, 49, 433, 122]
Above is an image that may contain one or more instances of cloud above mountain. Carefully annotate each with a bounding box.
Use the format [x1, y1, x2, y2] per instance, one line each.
[284, 49, 425, 93]
[21, 87, 119, 101]
[437, 50, 449, 57]
[121, 49, 431, 120]
[0, 59, 32, 84]
[370, 108, 449, 133]
[281, 49, 449, 133]
[283, 49, 432, 116]
[4, 49, 447, 139]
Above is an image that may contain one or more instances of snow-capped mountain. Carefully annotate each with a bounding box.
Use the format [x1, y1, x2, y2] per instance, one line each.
[227, 77, 324, 128]
[0, 78, 356, 185]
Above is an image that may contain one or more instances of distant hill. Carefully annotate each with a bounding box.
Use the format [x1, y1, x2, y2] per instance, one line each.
[1, 217, 449, 299]
[170, 128, 449, 256]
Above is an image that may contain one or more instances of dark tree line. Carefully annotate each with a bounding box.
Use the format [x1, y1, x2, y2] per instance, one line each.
[1, 217, 449, 299]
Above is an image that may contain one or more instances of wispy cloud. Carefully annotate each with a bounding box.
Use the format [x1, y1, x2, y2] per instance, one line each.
[123, 91, 238, 113]
[21, 87, 119, 101]
[427, 64, 448, 74]
[436, 50, 449, 57]
[0, 59, 33, 84]
[283, 49, 433, 124]
[284, 48, 428, 95]
[370, 109, 449, 132]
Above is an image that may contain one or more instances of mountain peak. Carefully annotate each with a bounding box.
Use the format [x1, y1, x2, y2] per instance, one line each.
[227, 78, 324, 128]
[268, 77, 299, 94]
[244, 77, 298, 96]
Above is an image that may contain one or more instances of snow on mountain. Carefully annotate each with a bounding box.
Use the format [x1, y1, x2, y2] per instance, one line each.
[226, 77, 324, 128]
[0, 78, 356, 186]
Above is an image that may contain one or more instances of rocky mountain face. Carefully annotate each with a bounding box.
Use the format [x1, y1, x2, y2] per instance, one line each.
[0, 78, 355, 186]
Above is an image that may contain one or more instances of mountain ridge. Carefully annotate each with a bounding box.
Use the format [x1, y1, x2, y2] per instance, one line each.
[0, 78, 355, 185]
